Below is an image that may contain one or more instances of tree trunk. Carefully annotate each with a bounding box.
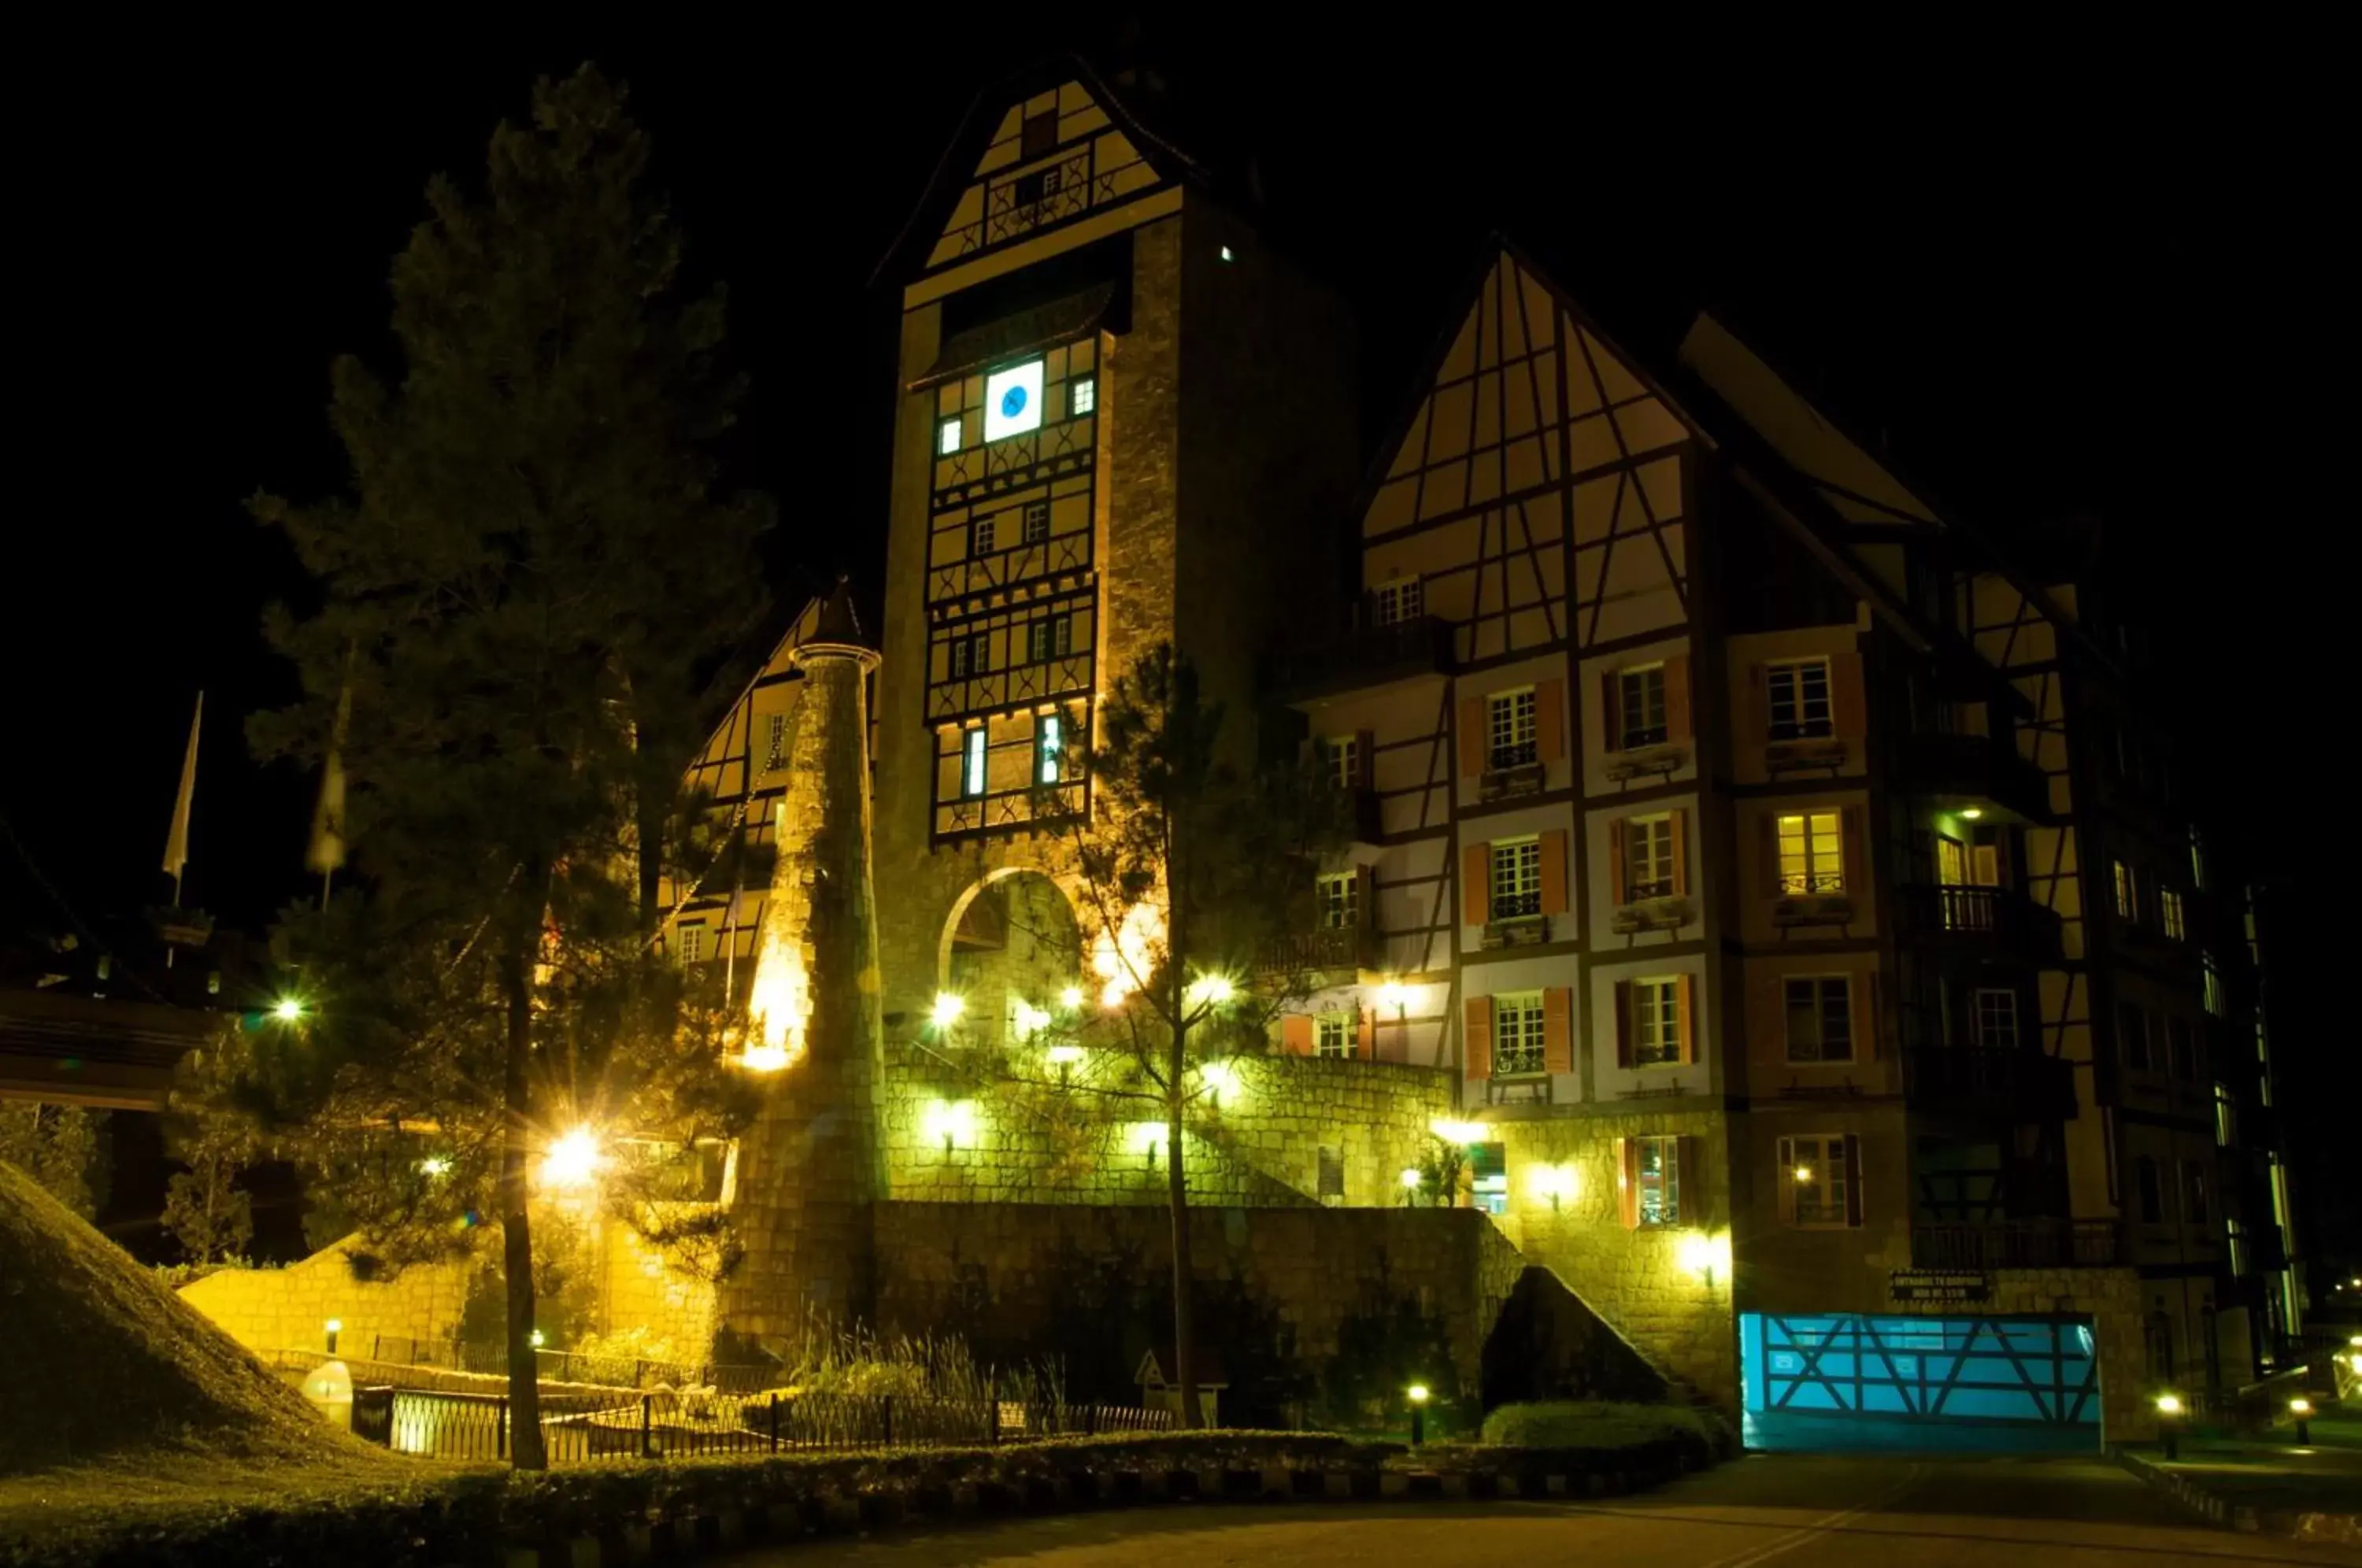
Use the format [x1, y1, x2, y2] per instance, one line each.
[1167, 1026, 1201, 1430]
[499, 933, 548, 1471]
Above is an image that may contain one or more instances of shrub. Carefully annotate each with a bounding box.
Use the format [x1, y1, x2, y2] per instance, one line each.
[1479, 1400, 1721, 1452]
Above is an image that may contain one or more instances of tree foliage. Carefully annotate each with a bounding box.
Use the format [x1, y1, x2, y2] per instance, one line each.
[0, 1102, 101, 1221]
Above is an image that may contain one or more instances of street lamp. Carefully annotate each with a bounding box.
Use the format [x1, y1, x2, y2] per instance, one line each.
[1400, 1167, 1423, 1205]
[1407, 1383, 1431, 1446]
[271, 996, 306, 1023]
[539, 1126, 605, 1189]
[324, 1318, 341, 1355]
[930, 992, 966, 1032]
[2156, 1392, 2184, 1459]
[2290, 1396, 2313, 1445]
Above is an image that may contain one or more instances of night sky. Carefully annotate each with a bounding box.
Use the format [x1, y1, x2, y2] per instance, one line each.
[4, 27, 2346, 1259]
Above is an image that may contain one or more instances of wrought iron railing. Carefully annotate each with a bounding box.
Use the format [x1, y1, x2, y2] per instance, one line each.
[1902, 1046, 2076, 1114]
[1897, 885, 2065, 960]
[1258, 926, 1372, 974]
[1909, 1219, 2123, 1270]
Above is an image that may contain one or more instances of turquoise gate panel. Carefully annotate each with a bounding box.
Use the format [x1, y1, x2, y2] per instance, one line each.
[1740, 1312, 2098, 1452]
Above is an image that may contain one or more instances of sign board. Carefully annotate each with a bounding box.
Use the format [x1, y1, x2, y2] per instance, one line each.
[1889, 1269, 1990, 1305]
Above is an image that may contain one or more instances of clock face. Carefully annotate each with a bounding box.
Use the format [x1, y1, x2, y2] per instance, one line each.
[983, 359, 1046, 442]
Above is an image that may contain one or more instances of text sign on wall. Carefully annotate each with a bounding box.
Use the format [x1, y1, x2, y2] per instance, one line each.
[1889, 1270, 1990, 1305]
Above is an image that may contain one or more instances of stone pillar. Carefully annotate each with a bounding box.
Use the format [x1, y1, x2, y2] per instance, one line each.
[717, 583, 887, 1349]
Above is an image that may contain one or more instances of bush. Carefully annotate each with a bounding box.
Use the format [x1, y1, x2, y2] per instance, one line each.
[1479, 1400, 1721, 1452]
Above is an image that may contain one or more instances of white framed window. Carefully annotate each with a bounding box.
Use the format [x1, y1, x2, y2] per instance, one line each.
[2118, 1001, 2153, 1071]
[2112, 860, 2137, 921]
[676, 923, 707, 964]
[1070, 375, 1096, 417]
[1486, 688, 1538, 770]
[1493, 991, 1546, 1077]
[1022, 501, 1050, 544]
[2225, 1215, 2249, 1278]
[2202, 954, 2224, 1017]
[1631, 977, 1682, 1067]
[1618, 664, 1668, 749]
[1782, 1134, 1855, 1227]
[765, 713, 787, 772]
[2160, 887, 2186, 941]
[1775, 812, 1844, 893]
[1766, 658, 1833, 739]
[2214, 1082, 2237, 1148]
[1973, 987, 2020, 1050]
[1625, 813, 1675, 900]
[1489, 838, 1542, 920]
[1316, 871, 1359, 930]
[1315, 1011, 1353, 1060]
[961, 727, 987, 798]
[983, 357, 1045, 442]
[1324, 734, 1360, 792]
[1375, 577, 1423, 626]
[1784, 977, 1853, 1063]
[1626, 1135, 1680, 1227]
[1035, 712, 1064, 785]
[937, 416, 963, 457]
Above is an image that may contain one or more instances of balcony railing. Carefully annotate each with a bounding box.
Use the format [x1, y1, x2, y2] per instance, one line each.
[1903, 1046, 2076, 1118]
[1896, 884, 2065, 963]
[1910, 1219, 2123, 1270]
[1264, 616, 1453, 701]
[1893, 732, 2053, 823]
[1257, 926, 1374, 976]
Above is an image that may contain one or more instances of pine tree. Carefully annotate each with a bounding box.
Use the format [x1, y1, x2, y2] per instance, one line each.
[245, 65, 770, 1468]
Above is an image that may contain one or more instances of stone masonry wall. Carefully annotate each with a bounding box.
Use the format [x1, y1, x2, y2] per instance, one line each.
[179, 1234, 470, 1359]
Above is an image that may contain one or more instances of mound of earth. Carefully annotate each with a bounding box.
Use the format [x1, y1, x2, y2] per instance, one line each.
[0, 1159, 371, 1476]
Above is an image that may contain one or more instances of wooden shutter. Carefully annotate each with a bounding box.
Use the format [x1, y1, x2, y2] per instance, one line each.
[1740, 663, 1768, 747]
[1464, 997, 1493, 1081]
[1758, 812, 1781, 899]
[1463, 844, 1490, 926]
[1281, 1015, 1313, 1056]
[1669, 808, 1690, 897]
[1675, 974, 1697, 1063]
[1839, 804, 1866, 897]
[1355, 864, 1376, 930]
[1542, 987, 1572, 1074]
[1831, 650, 1868, 738]
[1675, 1136, 1697, 1228]
[1540, 829, 1569, 915]
[1535, 677, 1566, 762]
[1775, 1136, 1797, 1223]
[1749, 970, 1786, 1066]
[1613, 980, 1634, 1067]
[1842, 1133, 1865, 1227]
[1616, 1137, 1640, 1229]
[1354, 729, 1375, 790]
[1357, 1004, 1376, 1060]
[1608, 819, 1629, 904]
[1458, 697, 1485, 776]
[1599, 671, 1623, 751]
[1664, 654, 1693, 742]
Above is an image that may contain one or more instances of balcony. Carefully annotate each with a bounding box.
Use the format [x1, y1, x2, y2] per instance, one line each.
[1893, 732, 2053, 823]
[1903, 1046, 2077, 1119]
[1257, 925, 1376, 980]
[1910, 1219, 2124, 1270]
[1266, 615, 1453, 703]
[1896, 884, 2065, 964]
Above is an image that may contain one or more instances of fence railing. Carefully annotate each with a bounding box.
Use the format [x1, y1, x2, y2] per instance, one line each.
[1909, 1219, 2124, 1270]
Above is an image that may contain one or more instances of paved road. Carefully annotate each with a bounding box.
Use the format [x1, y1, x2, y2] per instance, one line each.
[720, 1454, 2362, 1566]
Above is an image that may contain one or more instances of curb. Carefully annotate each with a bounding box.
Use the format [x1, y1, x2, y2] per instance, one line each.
[2109, 1445, 2362, 1545]
[500, 1450, 1712, 1567]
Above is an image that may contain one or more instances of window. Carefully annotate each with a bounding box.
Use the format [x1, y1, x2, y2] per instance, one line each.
[1493, 991, 1546, 1077]
[2202, 955, 2224, 1018]
[1766, 658, 1833, 739]
[1490, 838, 1542, 920]
[676, 923, 707, 964]
[2136, 1156, 2167, 1224]
[972, 515, 998, 557]
[1625, 814, 1675, 901]
[2243, 898, 2260, 966]
[2189, 827, 2207, 891]
[765, 713, 787, 772]
[1324, 734, 1360, 791]
[1316, 871, 1359, 930]
[1631, 978, 1683, 1067]
[1375, 577, 1423, 626]
[948, 630, 990, 679]
[1618, 664, 1668, 749]
[1784, 977, 1853, 1063]
[1070, 375, 1096, 417]
[2183, 1163, 2210, 1226]
[1020, 109, 1058, 161]
[1035, 712, 1064, 785]
[1973, 988, 2020, 1051]
[961, 727, 987, 798]
[2112, 860, 2137, 922]
[1486, 689, 1538, 770]
[1937, 835, 1968, 888]
[2213, 1082, 2238, 1148]
[2255, 1020, 2273, 1108]
[2167, 1016, 2195, 1081]
[983, 358, 1045, 442]
[1783, 1134, 1856, 1227]
[2160, 888, 2186, 941]
[2117, 1001, 2153, 1071]
[1025, 615, 1071, 664]
[2225, 1215, 2249, 1278]
[1315, 1012, 1353, 1060]
[1470, 1143, 1508, 1217]
[1775, 812, 1844, 894]
[1626, 1135, 1680, 1227]
[937, 416, 963, 457]
[1022, 501, 1050, 544]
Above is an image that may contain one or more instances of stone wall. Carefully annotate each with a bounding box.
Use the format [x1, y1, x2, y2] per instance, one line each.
[593, 1211, 720, 1360]
[179, 1234, 471, 1359]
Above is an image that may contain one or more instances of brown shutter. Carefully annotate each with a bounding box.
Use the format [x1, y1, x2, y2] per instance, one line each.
[1840, 804, 1866, 897]
[1740, 662, 1768, 745]
[1613, 980, 1634, 1067]
[1463, 844, 1490, 926]
[1542, 986, 1572, 1074]
[1749, 970, 1786, 1065]
[1675, 1135, 1697, 1228]
[1609, 819, 1629, 904]
[1464, 997, 1493, 1080]
[1600, 671, 1623, 751]
[1831, 650, 1868, 738]
[1775, 1136, 1797, 1223]
[1676, 973, 1697, 1063]
[1540, 829, 1569, 916]
[1282, 1015, 1313, 1056]
[1843, 1133, 1865, 1227]
[1458, 697, 1485, 776]
[1664, 654, 1693, 741]
[1357, 1004, 1376, 1060]
[1536, 677, 1567, 763]
[1355, 864, 1376, 931]
[1354, 729, 1375, 790]
[1669, 808, 1690, 897]
[1759, 812, 1781, 899]
[1616, 1137, 1640, 1229]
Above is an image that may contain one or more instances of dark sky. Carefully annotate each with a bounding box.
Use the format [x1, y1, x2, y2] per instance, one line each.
[3, 29, 2348, 1250]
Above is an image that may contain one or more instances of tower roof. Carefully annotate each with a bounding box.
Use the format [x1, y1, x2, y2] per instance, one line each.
[808, 575, 870, 652]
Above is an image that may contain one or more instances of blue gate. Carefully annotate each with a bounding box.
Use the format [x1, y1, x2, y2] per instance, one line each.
[1740, 1312, 2098, 1453]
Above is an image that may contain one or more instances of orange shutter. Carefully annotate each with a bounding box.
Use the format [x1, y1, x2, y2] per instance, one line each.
[1599, 671, 1623, 751]
[1609, 819, 1629, 904]
[1463, 844, 1490, 926]
[1458, 697, 1485, 776]
[1664, 654, 1693, 741]
[1831, 650, 1867, 738]
[1676, 1136, 1697, 1226]
[1535, 677, 1566, 762]
[1616, 1137, 1640, 1229]
[1842, 1133, 1865, 1226]
[1839, 804, 1865, 896]
[1357, 1005, 1376, 1060]
[1775, 1136, 1797, 1223]
[1540, 829, 1569, 915]
[1613, 980, 1634, 1067]
[1669, 808, 1690, 897]
[1542, 987, 1572, 1074]
[1859, 971, 1881, 1060]
[1464, 997, 1494, 1080]
[1676, 974, 1697, 1063]
[1282, 1015, 1313, 1056]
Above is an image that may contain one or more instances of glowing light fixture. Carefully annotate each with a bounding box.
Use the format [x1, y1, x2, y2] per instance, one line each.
[418, 1156, 452, 1178]
[1431, 1119, 1490, 1147]
[1405, 1384, 1431, 1405]
[1399, 1167, 1424, 1190]
[1675, 1230, 1731, 1288]
[2155, 1392, 2183, 1417]
[931, 992, 967, 1031]
[1377, 979, 1408, 1011]
[2349, 1334, 2362, 1348]
[922, 1099, 979, 1153]
[530, 1329, 546, 1349]
[1046, 1043, 1085, 1067]
[1060, 984, 1085, 1011]
[540, 1126, 605, 1189]
[1186, 973, 1237, 1010]
[1009, 1000, 1052, 1041]
[1527, 1163, 1576, 1211]
[1219, 245, 1236, 262]
[324, 1318, 342, 1334]
[738, 1043, 791, 1073]
[1960, 807, 1984, 820]
[271, 997, 306, 1023]
[1793, 1164, 1815, 1184]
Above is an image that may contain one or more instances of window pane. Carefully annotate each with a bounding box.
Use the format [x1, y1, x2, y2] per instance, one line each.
[1490, 840, 1542, 919]
[1487, 690, 1538, 768]
[1619, 665, 1668, 747]
[1494, 992, 1546, 1076]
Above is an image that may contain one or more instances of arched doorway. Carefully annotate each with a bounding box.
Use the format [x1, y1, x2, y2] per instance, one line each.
[939, 869, 1083, 1049]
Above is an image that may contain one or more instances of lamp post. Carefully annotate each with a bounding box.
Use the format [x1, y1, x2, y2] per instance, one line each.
[324, 1318, 340, 1356]
[2290, 1396, 2313, 1446]
[2156, 1392, 2183, 1460]
[1407, 1383, 1430, 1446]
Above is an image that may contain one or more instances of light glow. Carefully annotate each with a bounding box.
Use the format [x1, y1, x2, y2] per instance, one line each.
[983, 359, 1046, 442]
[746, 947, 809, 1070]
[271, 997, 306, 1023]
[2156, 1393, 2183, 1416]
[1046, 1044, 1085, 1067]
[1431, 1119, 1490, 1147]
[1959, 807, 1984, 820]
[1009, 1000, 1052, 1041]
[931, 992, 968, 1031]
[1131, 1122, 1171, 1158]
[324, 1318, 342, 1334]
[922, 1099, 979, 1152]
[1527, 1163, 1577, 1208]
[1793, 1165, 1815, 1184]
[539, 1126, 605, 1189]
[1199, 1060, 1244, 1104]
[1400, 1167, 1424, 1190]
[1091, 900, 1166, 1008]
[2290, 1397, 2314, 1416]
[1059, 985, 1085, 1011]
[530, 1329, 546, 1348]
[1675, 1230, 1731, 1282]
[1377, 979, 1408, 1011]
[1405, 1384, 1431, 1405]
[417, 1157, 451, 1178]
[1186, 973, 1237, 1010]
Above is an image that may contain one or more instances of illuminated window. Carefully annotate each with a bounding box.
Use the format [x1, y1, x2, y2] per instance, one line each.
[2243, 897, 2260, 965]
[1624, 813, 1675, 901]
[2167, 1016, 2195, 1081]
[1492, 992, 1546, 1077]
[2213, 1082, 2237, 1148]
[2189, 827, 2207, 890]
[1631, 978, 1682, 1067]
[961, 727, 987, 798]
[765, 713, 787, 772]
[1488, 838, 1542, 920]
[1775, 812, 1844, 894]
[1627, 1135, 1680, 1227]
[1486, 689, 1537, 769]
[2112, 860, 2137, 921]
[1070, 376, 1096, 416]
[1022, 501, 1050, 544]
[1316, 871, 1359, 930]
[1374, 577, 1423, 625]
[1781, 1134, 1855, 1227]
[2160, 887, 2186, 941]
[1618, 664, 1668, 749]
[1025, 615, 1071, 664]
[1324, 734, 1360, 791]
[1471, 1142, 1508, 1216]
[2185, 1163, 2211, 1225]
[2225, 1215, 2249, 1277]
[949, 631, 990, 679]
[1765, 659, 1833, 739]
[2255, 1019, 2272, 1107]
[2117, 1001, 2153, 1071]
[676, 923, 707, 964]
[983, 359, 1045, 442]
[937, 416, 962, 456]
[1035, 712, 1064, 784]
[2202, 955, 2225, 1018]
[1783, 977, 1853, 1063]
[1973, 988, 2020, 1050]
[1315, 1012, 1353, 1059]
